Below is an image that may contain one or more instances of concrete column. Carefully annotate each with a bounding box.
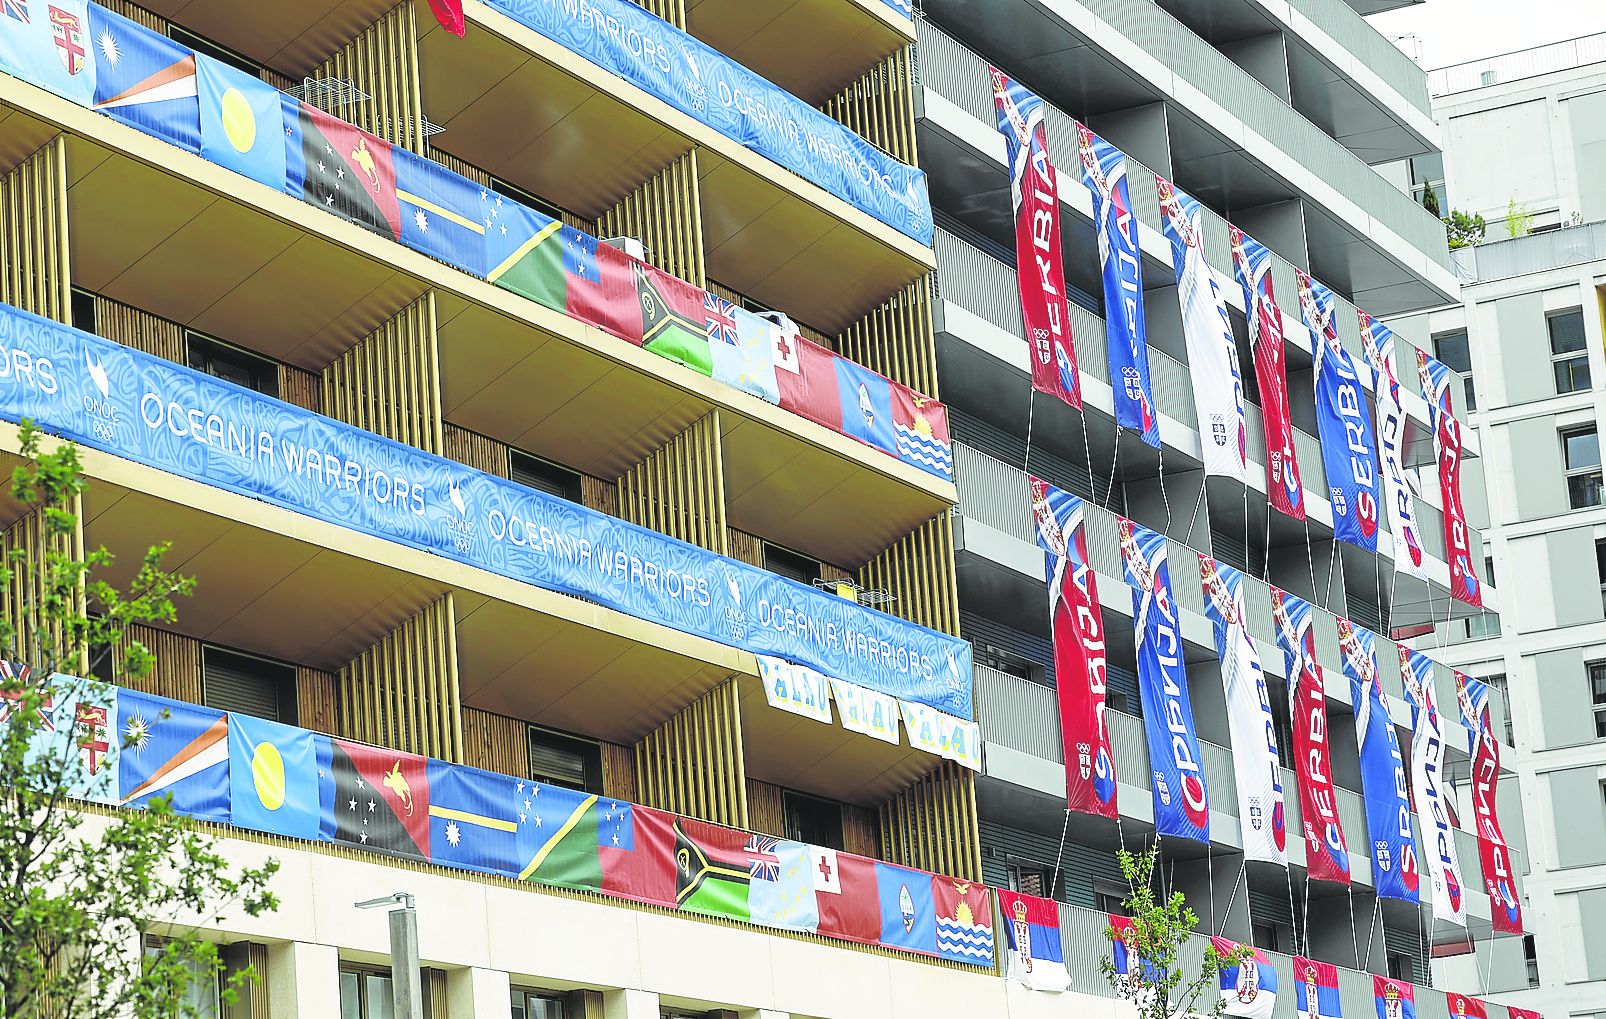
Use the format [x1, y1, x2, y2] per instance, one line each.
[603, 988, 659, 1019]
[446, 966, 511, 1019]
[267, 941, 340, 1019]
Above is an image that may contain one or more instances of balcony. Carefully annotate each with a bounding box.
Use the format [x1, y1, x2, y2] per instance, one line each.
[914, 13, 1457, 315]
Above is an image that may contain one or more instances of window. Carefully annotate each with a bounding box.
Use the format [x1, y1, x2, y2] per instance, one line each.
[186, 333, 279, 398]
[1433, 329, 1476, 411]
[783, 790, 843, 851]
[143, 935, 220, 1017]
[1387, 951, 1415, 981]
[1484, 673, 1513, 745]
[510, 451, 582, 504]
[1523, 934, 1540, 987]
[1485, 555, 1497, 588]
[1563, 427, 1603, 509]
[1463, 614, 1501, 640]
[763, 543, 820, 587]
[973, 641, 1040, 683]
[510, 989, 566, 1019]
[1094, 881, 1129, 916]
[340, 966, 397, 1019]
[1591, 661, 1606, 738]
[71, 287, 96, 333]
[1007, 862, 1053, 899]
[1251, 920, 1291, 954]
[1549, 309, 1591, 395]
[528, 726, 602, 793]
[201, 646, 295, 723]
[168, 24, 262, 76]
[1409, 153, 1448, 213]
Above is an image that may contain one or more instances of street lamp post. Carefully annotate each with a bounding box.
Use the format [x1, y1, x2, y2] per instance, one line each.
[355, 892, 422, 1019]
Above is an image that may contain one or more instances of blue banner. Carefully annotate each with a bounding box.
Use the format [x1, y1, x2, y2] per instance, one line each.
[1076, 125, 1158, 447]
[485, 0, 932, 246]
[1118, 518, 1208, 843]
[1339, 622, 1420, 903]
[876, 0, 914, 18]
[118, 688, 229, 821]
[0, 302, 972, 717]
[88, 3, 198, 152]
[1301, 272, 1380, 552]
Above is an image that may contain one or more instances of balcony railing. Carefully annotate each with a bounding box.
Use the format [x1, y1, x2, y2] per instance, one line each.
[1429, 31, 1606, 97]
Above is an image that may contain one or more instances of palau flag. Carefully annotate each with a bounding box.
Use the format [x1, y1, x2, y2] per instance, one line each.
[834, 356, 897, 457]
[874, 862, 937, 955]
[195, 53, 284, 191]
[515, 780, 603, 891]
[425, 760, 522, 876]
[228, 712, 321, 840]
[0, 0, 95, 107]
[88, 5, 197, 151]
[635, 260, 711, 375]
[394, 145, 486, 275]
[117, 689, 228, 822]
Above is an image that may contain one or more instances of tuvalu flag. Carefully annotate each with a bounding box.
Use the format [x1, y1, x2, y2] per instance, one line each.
[88, 4, 196, 151]
[707, 296, 779, 405]
[318, 736, 430, 860]
[286, 101, 400, 240]
[117, 689, 228, 822]
[635, 260, 710, 373]
[229, 712, 321, 840]
[748, 838, 819, 934]
[196, 53, 283, 190]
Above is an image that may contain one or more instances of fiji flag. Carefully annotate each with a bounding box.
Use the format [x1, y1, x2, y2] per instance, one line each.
[425, 761, 522, 877]
[394, 146, 486, 275]
[1293, 957, 1342, 1019]
[228, 712, 322, 840]
[117, 689, 229, 822]
[8, 673, 118, 804]
[0, 0, 95, 107]
[834, 357, 897, 457]
[88, 5, 197, 151]
[196, 53, 284, 190]
[1213, 936, 1278, 1019]
[998, 889, 1070, 991]
[874, 863, 937, 955]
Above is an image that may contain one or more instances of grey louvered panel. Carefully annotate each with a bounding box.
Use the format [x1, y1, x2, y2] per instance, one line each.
[1310, 608, 1342, 674]
[954, 442, 1036, 544]
[1151, 349, 1197, 428]
[1106, 708, 1150, 792]
[1294, 426, 1328, 497]
[933, 227, 1025, 337]
[1167, 540, 1206, 618]
[1244, 401, 1271, 467]
[1242, 578, 1279, 646]
[974, 664, 1062, 763]
[1083, 502, 1124, 580]
[1072, 304, 1113, 384]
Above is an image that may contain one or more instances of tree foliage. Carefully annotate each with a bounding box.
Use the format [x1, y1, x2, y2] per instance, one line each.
[1419, 184, 1441, 218]
[1443, 210, 1486, 250]
[0, 421, 279, 1019]
[1503, 198, 1535, 239]
[1100, 844, 1249, 1019]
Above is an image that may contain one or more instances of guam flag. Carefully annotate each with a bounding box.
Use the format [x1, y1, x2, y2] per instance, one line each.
[834, 356, 898, 458]
[1341, 619, 1420, 903]
[1457, 672, 1523, 933]
[1121, 517, 1209, 843]
[88, 4, 197, 151]
[116, 689, 229, 822]
[1213, 936, 1278, 1019]
[1359, 312, 1429, 580]
[1301, 270, 1380, 552]
[1271, 588, 1350, 883]
[1373, 976, 1415, 1019]
[998, 889, 1070, 991]
[1418, 349, 1482, 607]
[875, 863, 937, 955]
[1078, 124, 1158, 446]
[1030, 476, 1116, 818]
[1400, 647, 1467, 928]
[1231, 226, 1303, 519]
[1293, 957, 1341, 1019]
[990, 66, 1080, 408]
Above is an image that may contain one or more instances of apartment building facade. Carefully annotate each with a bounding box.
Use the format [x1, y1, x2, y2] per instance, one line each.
[0, 0, 1538, 1016]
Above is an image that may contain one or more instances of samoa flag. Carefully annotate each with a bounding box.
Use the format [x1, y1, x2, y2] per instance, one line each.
[1120, 517, 1208, 843]
[1301, 271, 1379, 552]
[1293, 957, 1342, 1019]
[1077, 123, 1158, 447]
[1213, 936, 1278, 1019]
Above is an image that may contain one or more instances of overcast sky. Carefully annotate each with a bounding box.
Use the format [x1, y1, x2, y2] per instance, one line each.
[1369, 0, 1606, 69]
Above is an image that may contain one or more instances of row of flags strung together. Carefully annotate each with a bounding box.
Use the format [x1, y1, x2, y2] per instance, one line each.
[0, 668, 1531, 1009]
[1028, 477, 1522, 934]
[0, 1, 953, 484]
[991, 69, 1481, 608]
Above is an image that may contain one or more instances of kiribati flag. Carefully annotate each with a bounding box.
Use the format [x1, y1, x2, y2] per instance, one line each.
[999, 889, 1070, 991]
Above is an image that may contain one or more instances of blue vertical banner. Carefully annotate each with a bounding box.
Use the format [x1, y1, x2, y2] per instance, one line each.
[1337, 620, 1420, 903]
[1300, 271, 1381, 552]
[1119, 517, 1209, 843]
[1076, 124, 1159, 447]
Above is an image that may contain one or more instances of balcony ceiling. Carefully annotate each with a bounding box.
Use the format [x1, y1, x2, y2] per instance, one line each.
[685, 0, 909, 105]
[139, 0, 397, 77]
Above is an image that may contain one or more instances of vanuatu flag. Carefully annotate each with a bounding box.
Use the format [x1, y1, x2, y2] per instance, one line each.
[116, 689, 229, 822]
[673, 818, 774, 922]
[319, 737, 430, 860]
[515, 780, 604, 890]
[635, 261, 711, 375]
[286, 101, 401, 240]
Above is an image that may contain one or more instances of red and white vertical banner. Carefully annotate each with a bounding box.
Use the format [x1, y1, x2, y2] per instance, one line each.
[1418, 350, 1483, 607]
[1456, 672, 1523, 933]
[990, 67, 1081, 408]
[1030, 476, 1117, 817]
[1230, 225, 1304, 519]
[1358, 311, 1430, 581]
[1445, 993, 1487, 1019]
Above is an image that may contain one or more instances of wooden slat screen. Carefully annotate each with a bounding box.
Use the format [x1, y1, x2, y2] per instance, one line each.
[628, 0, 685, 27]
[313, 1, 426, 152]
[1, 496, 85, 672]
[858, 512, 960, 636]
[581, 476, 618, 517]
[278, 365, 321, 413]
[746, 778, 785, 837]
[727, 529, 763, 567]
[338, 594, 464, 762]
[600, 740, 636, 803]
[461, 706, 528, 777]
[321, 293, 444, 454]
[595, 150, 705, 286]
[616, 410, 728, 554]
[0, 136, 71, 323]
[837, 275, 939, 398]
[443, 424, 510, 478]
[819, 46, 919, 165]
[295, 667, 339, 734]
[117, 623, 203, 704]
[92, 294, 184, 362]
[633, 678, 747, 828]
[842, 803, 879, 859]
[879, 761, 981, 881]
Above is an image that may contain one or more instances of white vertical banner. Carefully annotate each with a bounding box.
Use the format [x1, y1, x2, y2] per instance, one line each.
[829, 677, 900, 745]
[1401, 648, 1468, 929]
[1359, 311, 1432, 581]
[898, 699, 982, 771]
[756, 655, 835, 724]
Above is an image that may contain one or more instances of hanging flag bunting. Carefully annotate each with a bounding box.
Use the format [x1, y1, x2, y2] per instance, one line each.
[1120, 517, 1209, 843]
[1030, 476, 1117, 818]
[1373, 976, 1416, 1019]
[1109, 914, 1161, 1003]
[1457, 672, 1523, 933]
[88, 3, 197, 151]
[1212, 936, 1279, 1019]
[1200, 555, 1286, 866]
[0, 0, 96, 107]
[5, 673, 120, 804]
[1338, 619, 1420, 903]
[998, 889, 1072, 991]
[990, 67, 1081, 408]
[828, 678, 900, 745]
[1418, 350, 1483, 607]
[756, 656, 834, 725]
[1446, 993, 1487, 1019]
[1359, 312, 1430, 581]
[934, 879, 995, 966]
[425, 0, 465, 37]
[1158, 177, 1245, 480]
[1301, 271, 1381, 551]
[898, 699, 982, 771]
[1078, 124, 1159, 446]
[1293, 957, 1342, 1019]
[1270, 587, 1350, 883]
[116, 688, 228, 822]
[1399, 647, 1468, 929]
[1230, 227, 1303, 518]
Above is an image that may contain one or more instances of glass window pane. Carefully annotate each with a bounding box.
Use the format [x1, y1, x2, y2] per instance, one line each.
[1434, 330, 1472, 373]
[1565, 429, 1601, 469]
[365, 974, 395, 1019]
[1549, 310, 1587, 354]
[340, 973, 362, 1019]
[1569, 471, 1604, 508]
[1556, 355, 1591, 395]
[1596, 710, 1606, 738]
